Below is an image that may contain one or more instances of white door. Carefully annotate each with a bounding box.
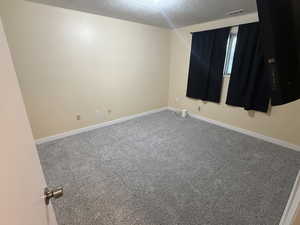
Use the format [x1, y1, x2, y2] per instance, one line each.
[0, 18, 58, 225]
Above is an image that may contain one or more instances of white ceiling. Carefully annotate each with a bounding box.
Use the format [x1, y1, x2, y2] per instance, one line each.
[27, 0, 258, 28]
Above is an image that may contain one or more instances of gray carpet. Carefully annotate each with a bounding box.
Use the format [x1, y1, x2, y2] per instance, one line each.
[37, 110, 300, 225]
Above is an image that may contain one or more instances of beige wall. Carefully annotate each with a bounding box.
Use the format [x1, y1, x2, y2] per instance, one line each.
[1, 2, 300, 147]
[168, 13, 300, 146]
[0, 0, 170, 139]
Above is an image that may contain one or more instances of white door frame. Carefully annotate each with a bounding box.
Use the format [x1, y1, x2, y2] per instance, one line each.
[280, 171, 300, 225]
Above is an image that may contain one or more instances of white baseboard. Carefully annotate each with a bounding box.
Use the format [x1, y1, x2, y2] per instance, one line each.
[36, 106, 300, 152]
[167, 107, 300, 152]
[35, 107, 168, 145]
[280, 171, 300, 225]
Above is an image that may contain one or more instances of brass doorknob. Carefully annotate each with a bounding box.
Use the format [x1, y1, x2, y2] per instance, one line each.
[44, 186, 63, 205]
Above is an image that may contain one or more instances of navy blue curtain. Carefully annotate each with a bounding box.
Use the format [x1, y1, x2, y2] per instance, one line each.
[226, 23, 272, 113]
[186, 27, 230, 103]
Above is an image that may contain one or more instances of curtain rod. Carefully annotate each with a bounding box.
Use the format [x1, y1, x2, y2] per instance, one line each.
[190, 28, 232, 34]
[190, 22, 257, 34]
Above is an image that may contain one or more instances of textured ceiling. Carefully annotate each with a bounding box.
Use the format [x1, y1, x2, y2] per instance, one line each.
[27, 0, 258, 28]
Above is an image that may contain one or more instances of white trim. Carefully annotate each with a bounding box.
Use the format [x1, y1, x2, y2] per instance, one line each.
[35, 107, 168, 145]
[279, 171, 300, 225]
[167, 107, 300, 152]
[37, 106, 300, 151]
[36, 106, 300, 151]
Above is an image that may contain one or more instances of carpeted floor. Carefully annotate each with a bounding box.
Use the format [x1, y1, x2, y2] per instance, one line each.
[37, 110, 300, 225]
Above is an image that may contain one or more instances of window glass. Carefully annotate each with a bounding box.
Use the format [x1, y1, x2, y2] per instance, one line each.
[224, 27, 238, 75]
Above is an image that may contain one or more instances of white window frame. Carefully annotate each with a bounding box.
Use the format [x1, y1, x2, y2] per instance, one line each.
[224, 26, 239, 76]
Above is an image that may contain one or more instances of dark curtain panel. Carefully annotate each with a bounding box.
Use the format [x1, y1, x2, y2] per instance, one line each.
[256, 0, 300, 106]
[186, 27, 230, 103]
[226, 23, 271, 113]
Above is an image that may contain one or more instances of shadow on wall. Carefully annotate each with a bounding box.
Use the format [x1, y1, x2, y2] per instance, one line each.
[186, 98, 273, 119]
[248, 105, 272, 118]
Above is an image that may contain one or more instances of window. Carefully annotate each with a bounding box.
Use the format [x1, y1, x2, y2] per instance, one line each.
[224, 26, 238, 76]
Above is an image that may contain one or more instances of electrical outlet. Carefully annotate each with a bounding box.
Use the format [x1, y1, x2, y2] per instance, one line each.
[76, 115, 81, 120]
[107, 109, 112, 114]
[198, 106, 201, 112]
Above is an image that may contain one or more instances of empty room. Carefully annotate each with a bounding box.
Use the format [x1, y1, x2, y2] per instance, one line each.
[1, 0, 300, 225]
